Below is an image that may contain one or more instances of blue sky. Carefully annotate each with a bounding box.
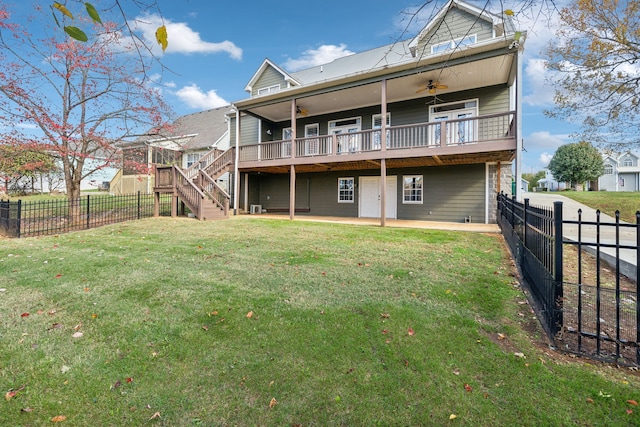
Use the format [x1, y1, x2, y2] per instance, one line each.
[12, 0, 577, 172]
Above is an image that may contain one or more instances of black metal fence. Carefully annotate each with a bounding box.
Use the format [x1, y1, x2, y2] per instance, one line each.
[497, 193, 640, 365]
[0, 192, 173, 238]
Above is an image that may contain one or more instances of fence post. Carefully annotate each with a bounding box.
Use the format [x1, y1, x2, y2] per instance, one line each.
[511, 195, 516, 228]
[137, 191, 141, 220]
[86, 195, 91, 229]
[636, 211, 640, 365]
[523, 198, 529, 249]
[553, 201, 564, 335]
[16, 199, 22, 238]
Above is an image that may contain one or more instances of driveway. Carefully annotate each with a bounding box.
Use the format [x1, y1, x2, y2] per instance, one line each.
[523, 191, 638, 281]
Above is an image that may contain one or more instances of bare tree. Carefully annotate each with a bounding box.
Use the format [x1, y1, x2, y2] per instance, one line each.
[0, 4, 173, 214]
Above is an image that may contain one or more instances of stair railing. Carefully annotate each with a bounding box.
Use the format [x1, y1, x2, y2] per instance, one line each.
[199, 170, 230, 216]
[174, 165, 205, 219]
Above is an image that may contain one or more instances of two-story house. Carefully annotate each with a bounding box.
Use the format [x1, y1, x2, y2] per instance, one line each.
[599, 152, 640, 192]
[154, 0, 525, 224]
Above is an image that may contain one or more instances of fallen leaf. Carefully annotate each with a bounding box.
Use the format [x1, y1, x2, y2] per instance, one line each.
[497, 333, 506, 340]
[126, 377, 133, 383]
[586, 398, 594, 404]
[5, 391, 16, 401]
[449, 414, 457, 420]
[21, 312, 29, 317]
[380, 313, 390, 319]
[464, 383, 472, 392]
[514, 352, 525, 358]
[246, 311, 253, 319]
[628, 400, 638, 406]
[112, 380, 122, 389]
[91, 314, 98, 319]
[269, 397, 278, 408]
[382, 329, 388, 334]
[55, 274, 62, 279]
[84, 287, 90, 292]
[453, 369, 460, 376]
[202, 325, 209, 331]
[72, 332, 83, 338]
[627, 409, 634, 415]
[149, 412, 161, 420]
[48, 309, 57, 315]
[73, 323, 82, 331]
[21, 407, 33, 412]
[407, 327, 415, 336]
[51, 415, 67, 422]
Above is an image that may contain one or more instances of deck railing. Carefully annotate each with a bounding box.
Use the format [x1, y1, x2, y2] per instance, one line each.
[238, 111, 515, 162]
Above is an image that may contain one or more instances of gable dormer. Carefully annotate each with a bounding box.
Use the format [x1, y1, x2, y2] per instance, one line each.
[244, 59, 301, 97]
[620, 152, 639, 167]
[408, 0, 510, 58]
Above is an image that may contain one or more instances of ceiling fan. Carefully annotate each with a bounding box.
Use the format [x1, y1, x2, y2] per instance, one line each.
[416, 80, 448, 94]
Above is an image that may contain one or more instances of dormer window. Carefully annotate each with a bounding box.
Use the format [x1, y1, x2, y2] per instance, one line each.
[431, 34, 477, 54]
[623, 157, 633, 167]
[257, 84, 281, 96]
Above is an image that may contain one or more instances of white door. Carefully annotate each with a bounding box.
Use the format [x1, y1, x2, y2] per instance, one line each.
[359, 176, 397, 218]
[430, 109, 475, 146]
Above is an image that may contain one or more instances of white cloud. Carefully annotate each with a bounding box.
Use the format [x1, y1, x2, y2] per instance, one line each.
[526, 130, 570, 150]
[130, 13, 242, 60]
[539, 152, 553, 166]
[284, 44, 355, 72]
[523, 58, 555, 107]
[174, 84, 228, 109]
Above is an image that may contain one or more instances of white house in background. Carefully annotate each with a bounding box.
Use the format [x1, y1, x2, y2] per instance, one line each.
[599, 151, 640, 192]
[537, 169, 567, 191]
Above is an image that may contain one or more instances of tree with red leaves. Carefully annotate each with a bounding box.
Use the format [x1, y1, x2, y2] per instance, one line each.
[0, 4, 172, 206]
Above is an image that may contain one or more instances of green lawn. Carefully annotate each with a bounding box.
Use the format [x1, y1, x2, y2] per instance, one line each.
[559, 191, 640, 223]
[1, 217, 639, 426]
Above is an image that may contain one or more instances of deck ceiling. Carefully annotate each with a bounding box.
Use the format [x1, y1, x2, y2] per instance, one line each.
[244, 54, 515, 124]
[239, 150, 516, 175]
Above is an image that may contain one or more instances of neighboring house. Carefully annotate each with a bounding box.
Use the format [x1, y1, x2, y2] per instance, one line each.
[154, 0, 525, 224]
[599, 152, 640, 192]
[537, 169, 567, 191]
[112, 106, 232, 195]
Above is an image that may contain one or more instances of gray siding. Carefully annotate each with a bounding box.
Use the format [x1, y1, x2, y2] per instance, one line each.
[229, 115, 260, 146]
[253, 66, 286, 96]
[246, 164, 488, 222]
[416, 7, 494, 57]
[262, 86, 509, 141]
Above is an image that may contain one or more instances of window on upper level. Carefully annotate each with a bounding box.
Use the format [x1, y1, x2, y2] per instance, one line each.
[257, 84, 281, 96]
[604, 164, 613, 175]
[431, 34, 477, 54]
[623, 157, 634, 167]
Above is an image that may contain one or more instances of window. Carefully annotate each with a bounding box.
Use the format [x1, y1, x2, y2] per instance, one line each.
[403, 175, 423, 204]
[604, 164, 613, 175]
[257, 84, 281, 96]
[338, 178, 354, 203]
[187, 153, 201, 168]
[431, 34, 477, 54]
[623, 157, 634, 167]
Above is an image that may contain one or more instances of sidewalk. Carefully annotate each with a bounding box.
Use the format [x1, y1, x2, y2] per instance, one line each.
[524, 192, 638, 281]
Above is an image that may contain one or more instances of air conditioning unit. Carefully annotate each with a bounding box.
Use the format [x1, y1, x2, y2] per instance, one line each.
[250, 204, 262, 214]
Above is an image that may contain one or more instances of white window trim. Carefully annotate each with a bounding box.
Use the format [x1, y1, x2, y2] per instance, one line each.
[257, 84, 281, 96]
[338, 177, 355, 203]
[604, 164, 614, 175]
[623, 158, 633, 167]
[402, 175, 423, 204]
[431, 34, 477, 54]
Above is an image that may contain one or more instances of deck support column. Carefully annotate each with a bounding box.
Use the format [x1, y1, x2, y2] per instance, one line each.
[380, 158, 387, 227]
[233, 106, 241, 215]
[290, 165, 296, 220]
[380, 79, 388, 227]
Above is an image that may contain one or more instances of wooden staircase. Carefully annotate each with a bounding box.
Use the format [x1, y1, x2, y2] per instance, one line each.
[154, 147, 235, 220]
